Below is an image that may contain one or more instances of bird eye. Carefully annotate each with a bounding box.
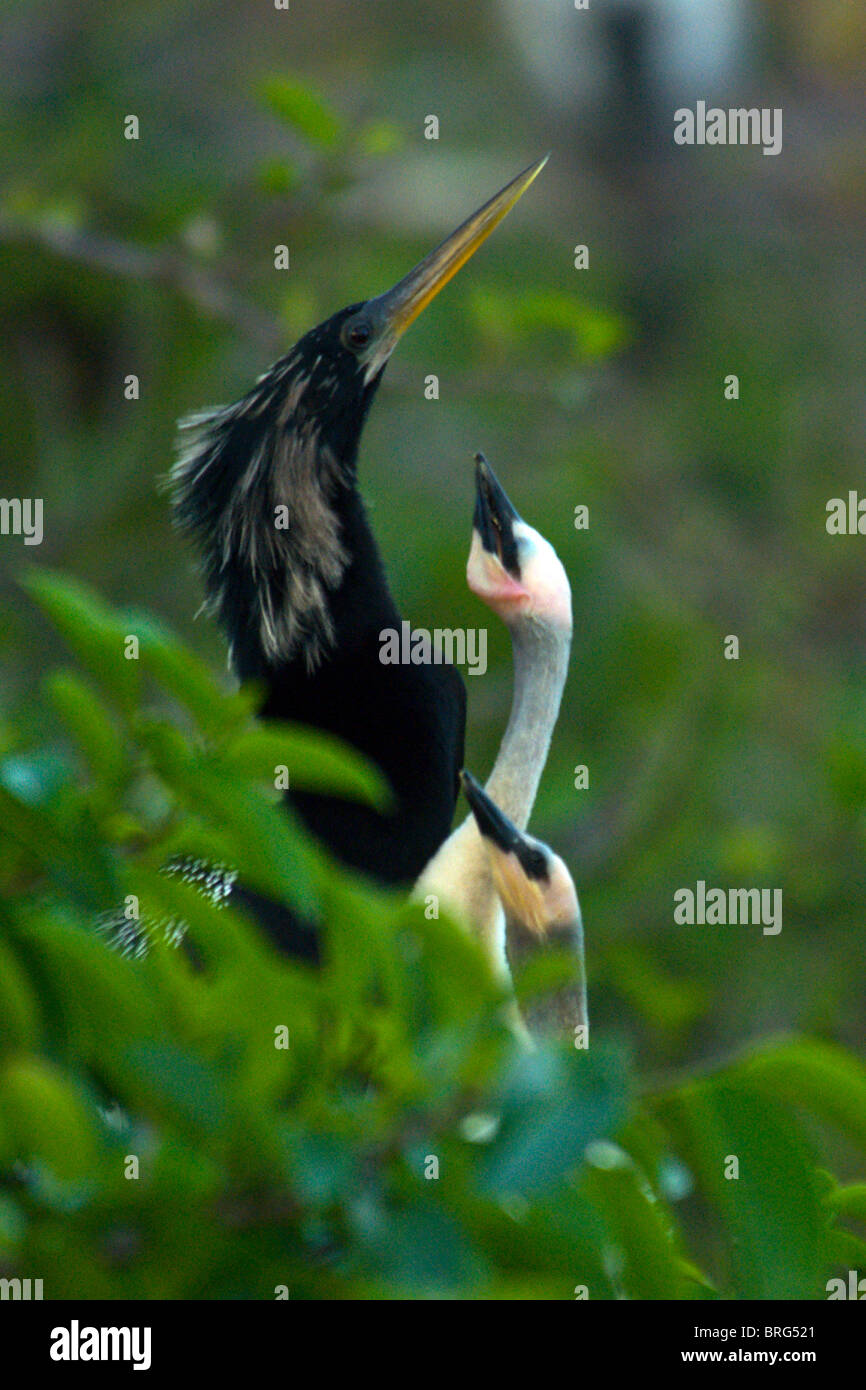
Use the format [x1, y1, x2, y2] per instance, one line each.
[344, 319, 372, 351]
[524, 847, 549, 882]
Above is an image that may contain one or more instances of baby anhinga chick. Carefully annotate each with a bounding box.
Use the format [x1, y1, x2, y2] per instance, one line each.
[467, 452, 573, 830]
[460, 769, 587, 1044]
[416, 454, 572, 984]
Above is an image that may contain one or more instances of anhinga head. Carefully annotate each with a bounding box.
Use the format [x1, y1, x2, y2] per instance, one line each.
[467, 452, 572, 633]
[459, 769, 580, 940]
[170, 157, 548, 676]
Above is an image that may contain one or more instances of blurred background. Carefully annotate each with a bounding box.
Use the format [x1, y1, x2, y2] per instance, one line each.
[1, 0, 864, 1083]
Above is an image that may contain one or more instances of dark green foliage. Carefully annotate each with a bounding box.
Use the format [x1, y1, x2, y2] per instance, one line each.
[0, 575, 863, 1299]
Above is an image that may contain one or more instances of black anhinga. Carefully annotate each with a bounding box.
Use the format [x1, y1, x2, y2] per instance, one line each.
[169, 159, 547, 953]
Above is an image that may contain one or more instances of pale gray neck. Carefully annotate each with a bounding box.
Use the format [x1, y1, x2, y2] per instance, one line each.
[485, 617, 571, 830]
[507, 913, 587, 1038]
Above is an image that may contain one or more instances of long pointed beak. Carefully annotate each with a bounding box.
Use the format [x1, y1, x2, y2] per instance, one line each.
[461, 769, 516, 853]
[460, 769, 535, 866]
[369, 155, 548, 344]
[461, 771, 555, 942]
[473, 452, 522, 577]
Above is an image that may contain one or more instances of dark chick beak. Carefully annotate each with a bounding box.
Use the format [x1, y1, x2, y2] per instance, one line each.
[367, 156, 548, 350]
[461, 770, 552, 882]
[460, 770, 519, 853]
[473, 452, 522, 577]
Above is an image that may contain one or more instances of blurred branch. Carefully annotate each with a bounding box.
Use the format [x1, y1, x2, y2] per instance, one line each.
[0, 217, 604, 407]
[0, 217, 283, 352]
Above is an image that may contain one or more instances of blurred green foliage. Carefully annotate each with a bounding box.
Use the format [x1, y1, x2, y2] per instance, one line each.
[0, 574, 864, 1298]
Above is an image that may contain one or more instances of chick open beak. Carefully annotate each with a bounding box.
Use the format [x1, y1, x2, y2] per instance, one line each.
[472, 452, 522, 577]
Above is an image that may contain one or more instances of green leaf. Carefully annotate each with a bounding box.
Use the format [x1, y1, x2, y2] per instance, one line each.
[122, 863, 267, 975]
[12, 911, 159, 1066]
[138, 722, 320, 918]
[0, 749, 71, 806]
[510, 944, 584, 1007]
[0, 1056, 97, 1183]
[479, 1042, 630, 1198]
[469, 287, 630, 361]
[654, 1078, 825, 1299]
[354, 1198, 487, 1295]
[728, 1037, 866, 1157]
[23, 570, 140, 713]
[127, 1042, 226, 1133]
[0, 784, 116, 908]
[395, 899, 502, 1040]
[0, 939, 41, 1053]
[222, 720, 392, 809]
[825, 1228, 866, 1270]
[45, 670, 127, 788]
[582, 1144, 687, 1299]
[356, 120, 405, 157]
[256, 158, 302, 196]
[258, 76, 341, 148]
[826, 1184, 866, 1225]
[127, 609, 253, 740]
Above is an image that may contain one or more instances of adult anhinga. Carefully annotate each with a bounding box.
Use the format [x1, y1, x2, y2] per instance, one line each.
[461, 770, 587, 1043]
[415, 454, 572, 985]
[169, 159, 547, 955]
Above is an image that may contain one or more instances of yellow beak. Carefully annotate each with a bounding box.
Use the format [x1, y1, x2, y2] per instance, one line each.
[366, 155, 548, 355]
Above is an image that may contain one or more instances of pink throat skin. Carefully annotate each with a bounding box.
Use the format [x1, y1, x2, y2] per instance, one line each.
[465, 527, 572, 632]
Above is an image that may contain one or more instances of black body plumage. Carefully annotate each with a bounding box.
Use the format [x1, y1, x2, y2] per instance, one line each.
[170, 306, 466, 953]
